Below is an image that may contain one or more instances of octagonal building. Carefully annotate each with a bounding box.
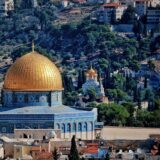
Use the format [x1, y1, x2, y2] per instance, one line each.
[0, 49, 101, 140]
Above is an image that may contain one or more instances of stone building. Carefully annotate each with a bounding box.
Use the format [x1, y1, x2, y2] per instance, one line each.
[98, 2, 126, 24]
[0, 46, 102, 140]
[147, 7, 160, 24]
[0, 0, 14, 16]
[82, 66, 105, 99]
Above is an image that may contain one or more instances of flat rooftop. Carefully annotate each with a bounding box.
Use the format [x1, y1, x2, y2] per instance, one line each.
[101, 126, 160, 140]
[0, 105, 92, 114]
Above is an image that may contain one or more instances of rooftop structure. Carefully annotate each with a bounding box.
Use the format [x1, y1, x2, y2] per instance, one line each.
[147, 7, 160, 24]
[0, 46, 102, 140]
[0, 0, 14, 16]
[82, 66, 105, 99]
[98, 2, 126, 23]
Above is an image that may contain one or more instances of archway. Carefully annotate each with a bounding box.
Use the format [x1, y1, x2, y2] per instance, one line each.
[67, 123, 71, 138]
[23, 133, 28, 138]
[78, 122, 82, 139]
[61, 123, 65, 139]
[56, 123, 60, 129]
[84, 122, 88, 140]
[72, 123, 76, 136]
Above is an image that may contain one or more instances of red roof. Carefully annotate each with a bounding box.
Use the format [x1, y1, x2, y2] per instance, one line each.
[102, 2, 121, 8]
[85, 146, 98, 154]
[73, 0, 86, 3]
[87, 143, 99, 147]
[37, 151, 52, 160]
[84, 143, 99, 154]
[30, 146, 41, 151]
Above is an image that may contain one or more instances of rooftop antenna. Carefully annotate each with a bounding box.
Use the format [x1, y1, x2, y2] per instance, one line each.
[32, 41, 35, 52]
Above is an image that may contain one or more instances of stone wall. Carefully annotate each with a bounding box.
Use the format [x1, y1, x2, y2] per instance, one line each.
[14, 129, 61, 140]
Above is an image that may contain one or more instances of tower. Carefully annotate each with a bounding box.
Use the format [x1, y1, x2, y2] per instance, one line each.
[82, 66, 106, 101]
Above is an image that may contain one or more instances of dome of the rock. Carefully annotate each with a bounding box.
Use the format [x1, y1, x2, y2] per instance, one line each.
[4, 51, 63, 91]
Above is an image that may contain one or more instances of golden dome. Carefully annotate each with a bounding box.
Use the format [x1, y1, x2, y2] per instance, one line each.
[86, 67, 97, 77]
[4, 51, 63, 91]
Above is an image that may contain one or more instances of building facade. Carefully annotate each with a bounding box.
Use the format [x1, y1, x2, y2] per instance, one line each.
[0, 49, 102, 140]
[135, 0, 160, 17]
[98, 3, 126, 23]
[147, 7, 160, 24]
[82, 67, 105, 98]
[0, 0, 14, 16]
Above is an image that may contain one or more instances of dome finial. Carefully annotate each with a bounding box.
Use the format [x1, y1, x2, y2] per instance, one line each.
[90, 62, 93, 69]
[32, 41, 35, 52]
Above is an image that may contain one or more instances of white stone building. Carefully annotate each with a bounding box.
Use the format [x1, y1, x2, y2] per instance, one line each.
[0, 0, 14, 16]
[135, 0, 160, 17]
[0, 144, 4, 159]
[98, 2, 126, 23]
[147, 7, 160, 24]
[82, 67, 105, 98]
[135, 0, 148, 16]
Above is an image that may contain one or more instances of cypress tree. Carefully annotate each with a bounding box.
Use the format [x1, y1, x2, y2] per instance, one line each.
[52, 147, 60, 160]
[105, 153, 110, 160]
[144, 76, 147, 88]
[77, 70, 83, 89]
[69, 135, 80, 160]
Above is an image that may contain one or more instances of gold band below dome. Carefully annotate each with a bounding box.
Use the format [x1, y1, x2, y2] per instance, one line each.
[4, 51, 63, 91]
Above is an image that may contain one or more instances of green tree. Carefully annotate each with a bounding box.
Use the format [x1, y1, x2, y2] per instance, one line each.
[62, 73, 74, 92]
[122, 102, 135, 126]
[144, 89, 154, 102]
[52, 147, 60, 160]
[105, 153, 110, 160]
[144, 76, 148, 88]
[77, 70, 83, 89]
[125, 76, 137, 91]
[69, 135, 80, 160]
[155, 99, 160, 109]
[97, 103, 130, 126]
[21, 0, 32, 8]
[87, 102, 97, 108]
[133, 20, 144, 36]
[121, 5, 136, 24]
[148, 60, 156, 71]
[86, 88, 97, 102]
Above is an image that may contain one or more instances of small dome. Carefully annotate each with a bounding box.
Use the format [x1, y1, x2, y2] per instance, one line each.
[4, 51, 63, 91]
[50, 130, 56, 138]
[87, 67, 97, 77]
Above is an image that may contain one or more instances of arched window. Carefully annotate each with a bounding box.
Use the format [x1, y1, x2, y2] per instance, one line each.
[78, 123, 82, 132]
[56, 123, 60, 129]
[72, 123, 76, 132]
[23, 134, 27, 138]
[89, 122, 93, 131]
[67, 123, 71, 132]
[2, 127, 6, 133]
[61, 123, 65, 133]
[84, 122, 87, 131]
